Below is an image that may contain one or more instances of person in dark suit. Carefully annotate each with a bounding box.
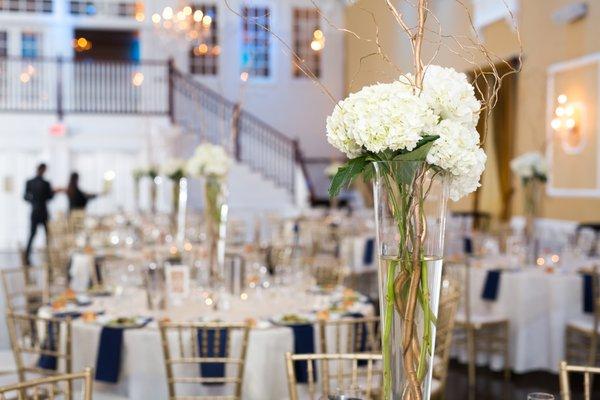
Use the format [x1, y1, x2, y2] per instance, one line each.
[24, 163, 56, 265]
[66, 172, 98, 212]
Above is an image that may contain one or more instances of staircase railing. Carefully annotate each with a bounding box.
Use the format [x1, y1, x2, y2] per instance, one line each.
[0, 56, 314, 202]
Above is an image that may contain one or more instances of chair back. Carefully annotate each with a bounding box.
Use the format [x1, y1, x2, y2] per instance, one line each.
[306, 255, 346, 288]
[0, 368, 93, 400]
[318, 316, 380, 355]
[1, 267, 49, 314]
[432, 283, 461, 390]
[559, 361, 600, 400]
[285, 353, 382, 400]
[6, 312, 73, 382]
[158, 321, 250, 400]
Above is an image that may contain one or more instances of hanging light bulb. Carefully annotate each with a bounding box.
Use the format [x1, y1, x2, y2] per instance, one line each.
[193, 9, 203, 22]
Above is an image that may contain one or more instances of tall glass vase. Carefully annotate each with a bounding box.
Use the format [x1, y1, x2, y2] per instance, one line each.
[204, 176, 228, 287]
[150, 178, 158, 215]
[523, 178, 542, 263]
[373, 160, 449, 400]
[171, 179, 181, 231]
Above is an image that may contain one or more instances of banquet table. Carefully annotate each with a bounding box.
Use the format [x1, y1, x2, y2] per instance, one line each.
[452, 256, 597, 373]
[41, 285, 373, 400]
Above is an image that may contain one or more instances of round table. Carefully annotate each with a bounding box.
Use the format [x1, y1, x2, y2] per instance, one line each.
[42, 285, 373, 400]
[452, 256, 596, 373]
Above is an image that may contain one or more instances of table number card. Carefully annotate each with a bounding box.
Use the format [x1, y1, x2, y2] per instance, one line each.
[165, 264, 190, 300]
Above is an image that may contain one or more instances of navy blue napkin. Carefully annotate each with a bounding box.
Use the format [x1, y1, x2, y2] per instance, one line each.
[463, 237, 473, 255]
[289, 323, 317, 383]
[363, 238, 375, 266]
[197, 328, 228, 384]
[37, 322, 57, 370]
[481, 270, 502, 301]
[95, 326, 124, 383]
[583, 274, 594, 314]
[344, 312, 368, 366]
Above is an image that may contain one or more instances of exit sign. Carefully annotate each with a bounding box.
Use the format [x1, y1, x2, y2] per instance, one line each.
[49, 123, 66, 137]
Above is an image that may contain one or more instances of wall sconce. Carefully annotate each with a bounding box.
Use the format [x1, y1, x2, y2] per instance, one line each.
[550, 94, 586, 154]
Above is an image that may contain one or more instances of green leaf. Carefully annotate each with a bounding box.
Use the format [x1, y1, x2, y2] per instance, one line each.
[328, 156, 368, 197]
[393, 135, 439, 162]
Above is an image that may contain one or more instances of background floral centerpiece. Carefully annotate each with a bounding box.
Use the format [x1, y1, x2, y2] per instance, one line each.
[160, 158, 188, 229]
[510, 151, 547, 254]
[327, 65, 486, 399]
[187, 143, 232, 285]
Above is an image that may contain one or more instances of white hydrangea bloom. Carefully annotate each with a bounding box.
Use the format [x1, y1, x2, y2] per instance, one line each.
[160, 158, 187, 178]
[326, 81, 437, 157]
[186, 143, 232, 178]
[325, 65, 486, 201]
[422, 65, 480, 128]
[510, 152, 547, 179]
[427, 120, 486, 201]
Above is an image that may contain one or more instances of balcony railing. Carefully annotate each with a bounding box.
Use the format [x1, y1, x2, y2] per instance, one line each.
[0, 57, 168, 115]
[0, 56, 314, 201]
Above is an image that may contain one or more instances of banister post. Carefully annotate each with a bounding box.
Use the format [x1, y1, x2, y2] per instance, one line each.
[167, 58, 175, 123]
[232, 103, 242, 161]
[56, 56, 63, 120]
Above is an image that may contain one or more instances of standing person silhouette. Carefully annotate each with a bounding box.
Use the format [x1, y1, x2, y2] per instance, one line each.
[66, 172, 98, 212]
[23, 163, 57, 266]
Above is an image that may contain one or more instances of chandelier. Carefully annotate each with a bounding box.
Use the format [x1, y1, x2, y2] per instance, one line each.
[150, 4, 215, 51]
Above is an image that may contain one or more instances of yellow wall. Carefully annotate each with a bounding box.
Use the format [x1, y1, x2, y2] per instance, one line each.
[344, 0, 600, 222]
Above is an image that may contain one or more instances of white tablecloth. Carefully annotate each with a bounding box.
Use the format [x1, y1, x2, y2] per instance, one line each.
[48, 287, 372, 400]
[454, 259, 593, 373]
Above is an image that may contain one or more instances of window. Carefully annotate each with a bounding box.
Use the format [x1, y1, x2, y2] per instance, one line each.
[0, 0, 52, 13]
[69, 0, 138, 17]
[21, 32, 41, 58]
[292, 8, 321, 78]
[241, 6, 270, 78]
[0, 32, 7, 57]
[189, 4, 219, 75]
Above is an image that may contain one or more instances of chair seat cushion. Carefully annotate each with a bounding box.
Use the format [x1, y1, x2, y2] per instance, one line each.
[455, 311, 508, 326]
[567, 316, 600, 333]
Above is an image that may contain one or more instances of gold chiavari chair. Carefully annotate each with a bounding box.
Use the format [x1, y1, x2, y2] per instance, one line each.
[431, 283, 461, 398]
[0, 368, 93, 400]
[450, 261, 510, 387]
[285, 353, 382, 400]
[318, 316, 380, 355]
[559, 361, 600, 400]
[158, 321, 250, 400]
[6, 312, 73, 383]
[565, 269, 600, 366]
[68, 210, 87, 234]
[1, 267, 49, 314]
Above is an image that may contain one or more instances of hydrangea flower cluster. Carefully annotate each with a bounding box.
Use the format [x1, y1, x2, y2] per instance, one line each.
[326, 65, 486, 201]
[510, 152, 547, 182]
[186, 143, 232, 179]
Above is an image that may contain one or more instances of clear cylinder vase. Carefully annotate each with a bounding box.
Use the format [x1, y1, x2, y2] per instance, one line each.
[171, 179, 181, 231]
[150, 178, 158, 214]
[523, 179, 542, 263]
[204, 176, 228, 288]
[373, 160, 449, 400]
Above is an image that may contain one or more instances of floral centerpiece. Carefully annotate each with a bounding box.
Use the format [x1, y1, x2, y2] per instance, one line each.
[187, 143, 232, 285]
[510, 151, 547, 253]
[327, 65, 485, 399]
[161, 158, 188, 231]
[132, 166, 159, 213]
